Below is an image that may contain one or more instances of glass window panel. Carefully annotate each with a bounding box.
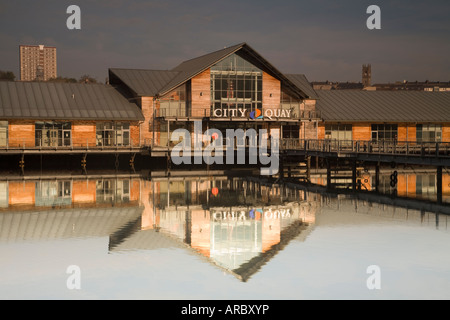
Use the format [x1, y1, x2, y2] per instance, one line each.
[211, 54, 263, 111]
[0, 121, 7, 148]
[257, 92, 262, 102]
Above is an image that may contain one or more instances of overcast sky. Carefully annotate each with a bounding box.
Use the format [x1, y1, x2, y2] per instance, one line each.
[0, 0, 449, 84]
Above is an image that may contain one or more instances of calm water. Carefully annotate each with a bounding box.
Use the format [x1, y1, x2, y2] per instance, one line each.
[0, 170, 449, 300]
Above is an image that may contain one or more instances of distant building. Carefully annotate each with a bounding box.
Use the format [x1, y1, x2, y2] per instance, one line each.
[373, 81, 450, 92]
[311, 64, 368, 90]
[19, 45, 57, 81]
[311, 81, 364, 90]
[313, 63, 450, 92]
[362, 64, 371, 87]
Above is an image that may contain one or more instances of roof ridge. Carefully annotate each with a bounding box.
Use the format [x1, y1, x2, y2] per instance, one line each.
[109, 68, 179, 73]
[171, 43, 246, 71]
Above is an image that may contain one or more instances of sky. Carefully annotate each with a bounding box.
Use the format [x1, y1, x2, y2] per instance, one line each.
[0, 0, 449, 84]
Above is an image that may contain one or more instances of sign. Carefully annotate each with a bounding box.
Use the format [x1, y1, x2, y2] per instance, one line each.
[212, 107, 292, 120]
[212, 208, 291, 221]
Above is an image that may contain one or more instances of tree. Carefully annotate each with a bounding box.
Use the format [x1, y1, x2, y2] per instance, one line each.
[48, 76, 77, 83]
[78, 75, 97, 84]
[0, 70, 16, 81]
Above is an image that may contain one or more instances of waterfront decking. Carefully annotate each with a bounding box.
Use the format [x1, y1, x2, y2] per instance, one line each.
[2, 139, 449, 165]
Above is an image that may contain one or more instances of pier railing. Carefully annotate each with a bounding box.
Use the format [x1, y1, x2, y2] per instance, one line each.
[2, 136, 450, 159]
[0, 138, 141, 152]
[281, 139, 450, 157]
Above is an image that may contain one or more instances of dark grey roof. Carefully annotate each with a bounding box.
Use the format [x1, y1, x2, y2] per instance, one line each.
[0, 81, 144, 121]
[159, 43, 246, 95]
[110, 43, 313, 100]
[316, 90, 450, 122]
[285, 74, 319, 99]
[109, 68, 180, 96]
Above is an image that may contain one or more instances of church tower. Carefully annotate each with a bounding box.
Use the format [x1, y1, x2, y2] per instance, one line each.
[362, 64, 371, 87]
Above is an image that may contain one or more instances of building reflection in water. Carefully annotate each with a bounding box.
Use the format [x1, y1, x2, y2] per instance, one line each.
[137, 177, 317, 281]
[311, 170, 450, 203]
[0, 171, 447, 281]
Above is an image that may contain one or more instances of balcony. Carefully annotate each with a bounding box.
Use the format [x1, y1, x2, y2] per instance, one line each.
[154, 108, 210, 119]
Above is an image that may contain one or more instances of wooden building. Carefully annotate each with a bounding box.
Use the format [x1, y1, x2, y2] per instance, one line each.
[315, 90, 450, 143]
[0, 81, 144, 150]
[108, 43, 320, 148]
[1, 42, 450, 160]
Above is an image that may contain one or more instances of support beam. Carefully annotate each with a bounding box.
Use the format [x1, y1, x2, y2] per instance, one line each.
[437, 166, 443, 204]
[352, 160, 357, 191]
[130, 153, 136, 173]
[326, 159, 331, 189]
[19, 154, 25, 176]
[306, 156, 311, 182]
[115, 153, 120, 171]
[375, 162, 380, 192]
[81, 153, 87, 175]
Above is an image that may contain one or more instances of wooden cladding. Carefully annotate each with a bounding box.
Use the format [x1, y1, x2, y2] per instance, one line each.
[262, 72, 280, 109]
[318, 122, 450, 142]
[4, 120, 141, 148]
[191, 69, 211, 116]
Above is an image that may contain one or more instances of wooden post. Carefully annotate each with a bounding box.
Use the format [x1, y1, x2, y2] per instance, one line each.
[375, 162, 380, 192]
[352, 160, 357, 191]
[19, 154, 25, 176]
[185, 210, 192, 246]
[326, 159, 331, 189]
[437, 166, 443, 204]
[307, 156, 311, 182]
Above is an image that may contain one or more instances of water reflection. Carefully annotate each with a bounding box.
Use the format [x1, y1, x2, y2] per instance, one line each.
[0, 170, 448, 284]
[137, 177, 316, 281]
[310, 169, 450, 203]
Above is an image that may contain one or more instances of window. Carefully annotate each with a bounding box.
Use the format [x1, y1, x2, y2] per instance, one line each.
[96, 122, 130, 146]
[416, 175, 436, 199]
[0, 121, 7, 148]
[416, 124, 442, 142]
[158, 83, 188, 117]
[283, 125, 300, 139]
[158, 121, 189, 147]
[371, 124, 398, 141]
[96, 179, 130, 204]
[211, 53, 262, 116]
[0, 182, 7, 208]
[281, 90, 301, 118]
[35, 122, 71, 147]
[35, 180, 72, 207]
[325, 124, 352, 141]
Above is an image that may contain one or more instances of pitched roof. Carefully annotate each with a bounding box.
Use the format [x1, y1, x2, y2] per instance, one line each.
[0, 81, 144, 121]
[285, 74, 318, 99]
[158, 43, 246, 95]
[109, 43, 314, 99]
[109, 68, 180, 97]
[316, 90, 450, 122]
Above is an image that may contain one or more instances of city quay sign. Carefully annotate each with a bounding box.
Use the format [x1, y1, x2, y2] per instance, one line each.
[212, 107, 292, 120]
